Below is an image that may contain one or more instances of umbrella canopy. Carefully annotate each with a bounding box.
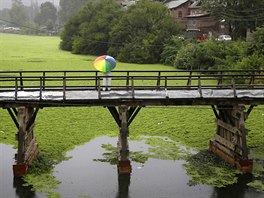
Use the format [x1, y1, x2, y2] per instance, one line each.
[93, 55, 116, 73]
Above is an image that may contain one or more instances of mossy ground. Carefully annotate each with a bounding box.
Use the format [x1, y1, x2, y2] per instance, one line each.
[0, 33, 263, 196]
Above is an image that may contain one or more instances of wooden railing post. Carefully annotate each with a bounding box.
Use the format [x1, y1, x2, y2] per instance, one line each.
[231, 76, 237, 97]
[15, 77, 18, 100]
[198, 76, 202, 97]
[131, 77, 135, 98]
[126, 71, 130, 89]
[187, 71, 192, 86]
[40, 77, 43, 100]
[19, 72, 23, 91]
[63, 77, 66, 101]
[97, 76, 101, 99]
[95, 71, 98, 87]
[156, 71, 161, 89]
[217, 71, 223, 87]
[42, 71, 46, 90]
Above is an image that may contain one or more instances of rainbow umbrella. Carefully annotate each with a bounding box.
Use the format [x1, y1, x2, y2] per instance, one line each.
[93, 55, 116, 73]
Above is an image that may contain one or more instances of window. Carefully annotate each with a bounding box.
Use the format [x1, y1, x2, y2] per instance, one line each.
[191, 10, 196, 15]
[178, 11, 182, 18]
[188, 20, 196, 28]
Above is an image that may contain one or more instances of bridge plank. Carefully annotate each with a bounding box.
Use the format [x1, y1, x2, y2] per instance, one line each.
[217, 119, 242, 136]
[214, 134, 243, 155]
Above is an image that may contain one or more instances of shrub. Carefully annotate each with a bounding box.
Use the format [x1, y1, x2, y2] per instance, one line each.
[173, 40, 218, 70]
[252, 26, 264, 55]
[174, 43, 196, 69]
[160, 36, 186, 65]
[234, 52, 264, 70]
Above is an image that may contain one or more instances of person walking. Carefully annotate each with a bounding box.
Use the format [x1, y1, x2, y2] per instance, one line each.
[103, 71, 111, 91]
[93, 55, 116, 91]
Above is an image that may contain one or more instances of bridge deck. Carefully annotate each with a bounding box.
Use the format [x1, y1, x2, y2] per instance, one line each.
[0, 89, 263, 107]
[0, 70, 264, 107]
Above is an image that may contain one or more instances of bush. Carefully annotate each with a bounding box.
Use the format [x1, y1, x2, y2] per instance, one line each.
[215, 41, 250, 70]
[173, 40, 218, 70]
[252, 26, 264, 55]
[160, 36, 186, 65]
[174, 43, 196, 69]
[234, 52, 264, 70]
[172, 39, 252, 71]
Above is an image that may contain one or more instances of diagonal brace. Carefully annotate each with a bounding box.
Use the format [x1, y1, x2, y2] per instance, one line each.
[108, 106, 141, 127]
[128, 106, 141, 127]
[211, 105, 219, 119]
[26, 108, 40, 130]
[247, 105, 256, 117]
[7, 108, 19, 129]
[108, 106, 121, 127]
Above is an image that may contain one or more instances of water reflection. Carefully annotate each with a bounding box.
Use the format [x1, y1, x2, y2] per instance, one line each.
[0, 144, 45, 198]
[53, 136, 213, 198]
[53, 136, 263, 198]
[211, 174, 263, 198]
[13, 177, 36, 198]
[116, 174, 130, 198]
[1, 137, 264, 198]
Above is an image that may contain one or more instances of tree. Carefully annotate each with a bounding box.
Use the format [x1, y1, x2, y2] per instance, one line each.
[58, 0, 90, 25]
[202, 0, 264, 39]
[108, 0, 181, 63]
[60, 0, 123, 55]
[252, 26, 264, 55]
[60, 14, 82, 51]
[0, 9, 10, 22]
[27, 0, 39, 23]
[9, 0, 27, 26]
[34, 2, 57, 29]
[160, 36, 186, 65]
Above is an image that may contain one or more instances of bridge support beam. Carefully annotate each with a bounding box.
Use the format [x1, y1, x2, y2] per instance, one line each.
[210, 104, 254, 172]
[117, 105, 131, 174]
[9, 106, 39, 177]
[108, 105, 141, 174]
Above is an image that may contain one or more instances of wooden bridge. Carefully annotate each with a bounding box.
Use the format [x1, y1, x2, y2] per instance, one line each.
[0, 69, 263, 176]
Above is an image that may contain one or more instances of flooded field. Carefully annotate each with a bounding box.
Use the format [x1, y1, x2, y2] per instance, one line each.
[1, 137, 263, 198]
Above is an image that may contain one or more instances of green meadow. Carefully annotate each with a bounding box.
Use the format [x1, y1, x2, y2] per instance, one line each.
[0, 33, 263, 195]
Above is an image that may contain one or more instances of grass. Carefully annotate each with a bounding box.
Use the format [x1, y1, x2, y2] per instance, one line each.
[0, 33, 263, 195]
[0, 33, 173, 71]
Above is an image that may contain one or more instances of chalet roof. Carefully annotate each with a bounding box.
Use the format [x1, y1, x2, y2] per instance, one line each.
[184, 13, 210, 18]
[165, 0, 189, 9]
[189, 0, 201, 8]
[121, 1, 137, 8]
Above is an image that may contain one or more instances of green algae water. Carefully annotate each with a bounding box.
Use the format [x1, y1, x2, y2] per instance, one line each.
[49, 136, 264, 198]
[1, 136, 263, 198]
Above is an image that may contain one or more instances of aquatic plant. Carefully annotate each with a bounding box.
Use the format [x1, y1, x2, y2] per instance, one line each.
[183, 150, 241, 187]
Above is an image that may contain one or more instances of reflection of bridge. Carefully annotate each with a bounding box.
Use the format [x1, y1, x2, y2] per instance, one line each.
[0, 70, 264, 176]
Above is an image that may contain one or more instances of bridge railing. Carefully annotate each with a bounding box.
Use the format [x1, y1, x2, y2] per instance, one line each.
[1, 75, 264, 89]
[0, 70, 264, 100]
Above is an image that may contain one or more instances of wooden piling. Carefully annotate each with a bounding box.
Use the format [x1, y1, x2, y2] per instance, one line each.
[13, 106, 39, 177]
[209, 104, 253, 172]
[117, 105, 131, 174]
